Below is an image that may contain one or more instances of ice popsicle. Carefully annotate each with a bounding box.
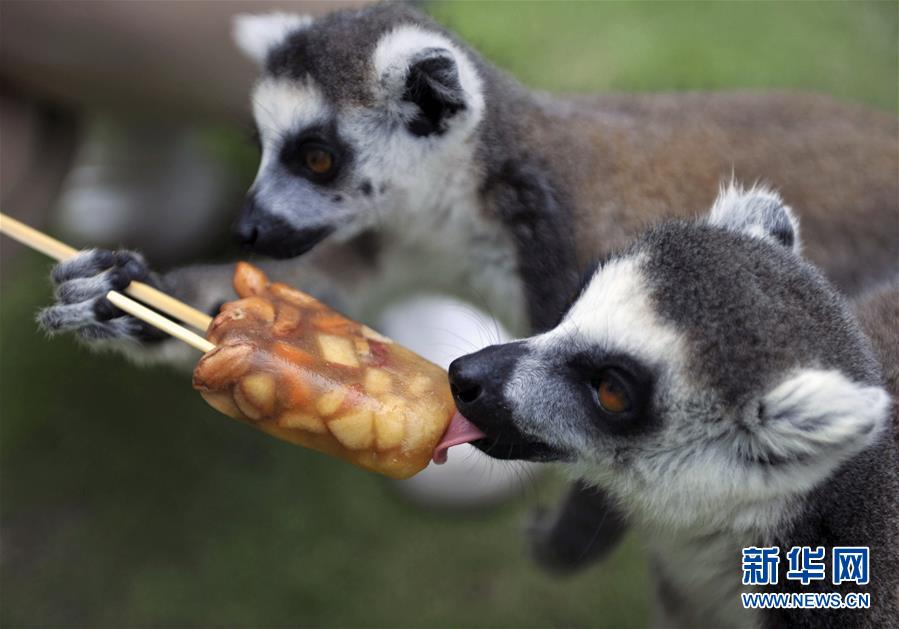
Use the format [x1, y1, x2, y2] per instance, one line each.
[192, 263, 464, 479]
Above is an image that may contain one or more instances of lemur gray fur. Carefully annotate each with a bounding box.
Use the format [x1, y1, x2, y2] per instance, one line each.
[35, 3, 899, 577]
[448, 184, 899, 628]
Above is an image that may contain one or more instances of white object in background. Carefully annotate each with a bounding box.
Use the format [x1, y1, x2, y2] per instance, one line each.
[378, 295, 541, 509]
[56, 117, 235, 264]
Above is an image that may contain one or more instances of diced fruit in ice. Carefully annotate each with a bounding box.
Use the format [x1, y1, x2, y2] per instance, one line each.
[316, 387, 347, 416]
[361, 325, 393, 343]
[280, 369, 312, 407]
[379, 393, 405, 410]
[408, 375, 432, 397]
[273, 304, 301, 336]
[239, 373, 276, 416]
[269, 282, 321, 307]
[317, 334, 359, 368]
[237, 297, 276, 323]
[193, 343, 254, 389]
[404, 398, 448, 452]
[375, 404, 405, 449]
[233, 261, 268, 297]
[272, 341, 315, 367]
[206, 310, 253, 344]
[367, 341, 389, 367]
[364, 368, 392, 395]
[354, 337, 370, 356]
[279, 411, 327, 434]
[234, 387, 263, 420]
[344, 383, 376, 412]
[201, 391, 242, 419]
[330, 410, 374, 450]
[215, 306, 246, 322]
[313, 313, 353, 335]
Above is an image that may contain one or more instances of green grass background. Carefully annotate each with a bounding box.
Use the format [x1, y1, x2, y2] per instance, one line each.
[1, 1, 896, 627]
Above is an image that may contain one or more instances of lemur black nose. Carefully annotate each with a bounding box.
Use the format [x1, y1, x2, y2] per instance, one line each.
[231, 193, 334, 259]
[235, 223, 259, 246]
[448, 359, 484, 404]
[448, 342, 528, 416]
[233, 196, 261, 246]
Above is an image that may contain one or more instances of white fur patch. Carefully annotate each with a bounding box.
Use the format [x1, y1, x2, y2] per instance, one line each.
[503, 256, 687, 453]
[371, 24, 485, 128]
[750, 368, 890, 464]
[707, 181, 801, 253]
[543, 256, 685, 365]
[251, 79, 328, 168]
[648, 530, 760, 628]
[233, 13, 312, 65]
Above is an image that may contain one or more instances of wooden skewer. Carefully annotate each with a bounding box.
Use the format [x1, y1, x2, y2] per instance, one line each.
[0, 212, 216, 353]
[106, 292, 215, 353]
[0, 212, 213, 331]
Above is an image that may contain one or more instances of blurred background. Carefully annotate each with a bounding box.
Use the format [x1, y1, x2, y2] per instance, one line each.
[1, 1, 896, 626]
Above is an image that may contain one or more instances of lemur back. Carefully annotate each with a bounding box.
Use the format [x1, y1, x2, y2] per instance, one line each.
[856, 279, 899, 408]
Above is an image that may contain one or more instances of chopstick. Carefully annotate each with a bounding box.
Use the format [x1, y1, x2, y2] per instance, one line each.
[106, 292, 214, 352]
[0, 213, 213, 331]
[0, 212, 215, 353]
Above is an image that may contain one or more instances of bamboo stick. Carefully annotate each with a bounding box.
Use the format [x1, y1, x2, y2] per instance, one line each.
[0, 212, 213, 331]
[0, 212, 216, 352]
[106, 292, 215, 353]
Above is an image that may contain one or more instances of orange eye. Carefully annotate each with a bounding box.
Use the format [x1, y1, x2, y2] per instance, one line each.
[304, 148, 333, 175]
[597, 374, 631, 414]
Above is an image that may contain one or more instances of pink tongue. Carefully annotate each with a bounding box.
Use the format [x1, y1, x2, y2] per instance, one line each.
[433, 411, 487, 465]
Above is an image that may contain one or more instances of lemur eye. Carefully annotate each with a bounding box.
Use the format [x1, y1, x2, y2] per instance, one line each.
[280, 135, 341, 183]
[596, 370, 632, 414]
[304, 147, 333, 175]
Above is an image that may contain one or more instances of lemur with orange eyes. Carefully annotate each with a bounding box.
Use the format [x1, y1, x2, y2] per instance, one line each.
[37, 3, 899, 574]
[448, 184, 899, 628]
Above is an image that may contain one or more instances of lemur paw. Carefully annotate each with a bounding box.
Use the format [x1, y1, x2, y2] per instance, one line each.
[524, 502, 626, 575]
[37, 249, 167, 343]
[525, 506, 584, 575]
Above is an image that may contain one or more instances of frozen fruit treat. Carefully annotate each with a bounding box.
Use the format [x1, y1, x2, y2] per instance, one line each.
[193, 262, 460, 479]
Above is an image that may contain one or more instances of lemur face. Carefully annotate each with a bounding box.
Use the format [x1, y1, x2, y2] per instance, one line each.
[232, 7, 485, 258]
[450, 186, 891, 529]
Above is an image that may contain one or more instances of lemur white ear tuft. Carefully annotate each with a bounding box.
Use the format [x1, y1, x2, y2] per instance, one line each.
[707, 182, 801, 253]
[373, 25, 483, 137]
[233, 13, 312, 65]
[746, 369, 890, 467]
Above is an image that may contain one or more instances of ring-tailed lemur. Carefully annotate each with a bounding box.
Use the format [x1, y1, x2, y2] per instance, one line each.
[35, 3, 898, 573]
[447, 184, 899, 628]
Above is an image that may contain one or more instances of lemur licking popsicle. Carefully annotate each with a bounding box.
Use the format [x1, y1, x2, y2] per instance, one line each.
[447, 184, 899, 627]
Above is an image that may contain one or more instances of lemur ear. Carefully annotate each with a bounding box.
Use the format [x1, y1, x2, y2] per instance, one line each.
[745, 369, 890, 468]
[233, 13, 312, 65]
[707, 183, 801, 253]
[400, 47, 467, 136]
[374, 26, 481, 137]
